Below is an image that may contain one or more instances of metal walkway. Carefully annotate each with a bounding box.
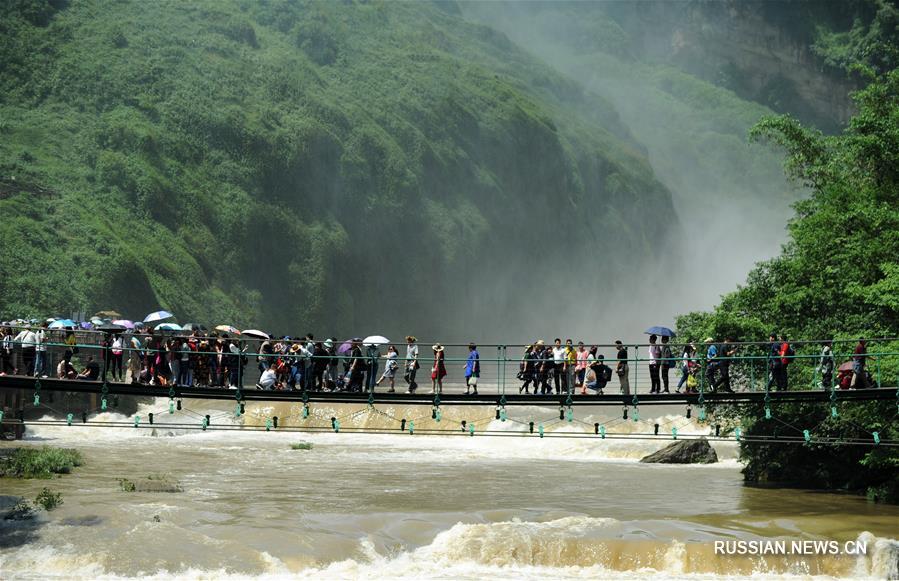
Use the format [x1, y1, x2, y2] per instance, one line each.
[0, 376, 894, 406]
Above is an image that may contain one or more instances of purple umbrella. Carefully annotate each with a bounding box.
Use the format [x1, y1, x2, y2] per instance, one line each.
[337, 340, 353, 355]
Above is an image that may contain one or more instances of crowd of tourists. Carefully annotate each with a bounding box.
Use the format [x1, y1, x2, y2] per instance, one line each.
[0, 324, 878, 394]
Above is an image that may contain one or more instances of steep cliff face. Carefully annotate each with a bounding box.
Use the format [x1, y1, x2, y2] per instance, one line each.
[0, 0, 676, 341]
[462, 1, 803, 319]
[600, 0, 858, 131]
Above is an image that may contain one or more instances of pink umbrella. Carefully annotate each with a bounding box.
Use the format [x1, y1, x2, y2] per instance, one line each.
[112, 319, 135, 329]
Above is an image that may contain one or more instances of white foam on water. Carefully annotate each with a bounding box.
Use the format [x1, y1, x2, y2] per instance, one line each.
[4, 516, 893, 580]
[21, 400, 738, 466]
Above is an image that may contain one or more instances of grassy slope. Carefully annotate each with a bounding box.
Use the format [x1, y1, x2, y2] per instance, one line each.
[0, 0, 673, 339]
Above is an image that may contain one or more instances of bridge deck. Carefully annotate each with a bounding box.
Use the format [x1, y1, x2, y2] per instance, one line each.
[0, 376, 894, 407]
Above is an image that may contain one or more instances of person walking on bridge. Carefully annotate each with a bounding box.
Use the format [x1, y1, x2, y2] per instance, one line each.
[615, 340, 629, 395]
[347, 339, 365, 392]
[774, 335, 794, 390]
[15, 326, 37, 376]
[375, 344, 399, 392]
[564, 339, 576, 394]
[430, 343, 446, 394]
[660, 336, 674, 393]
[404, 336, 419, 394]
[575, 342, 588, 393]
[552, 338, 565, 394]
[464, 342, 480, 395]
[519, 344, 537, 394]
[766, 333, 780, 390]
[818, 340, 834, 389]
[648, 334, 661, 393]
[0, 327, 13, 375]
[676, 343, 696, 393]
[713, 337, 736, 393]
[704, 338, 719, 390]
[536, 340, 551, 394]
[366, 342, 381, 393]
[33, 324, 48, 378]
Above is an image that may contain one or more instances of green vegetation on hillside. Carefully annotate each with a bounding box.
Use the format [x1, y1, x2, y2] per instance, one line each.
[0, 0, 673, 340]
[676, 67, 899, 501]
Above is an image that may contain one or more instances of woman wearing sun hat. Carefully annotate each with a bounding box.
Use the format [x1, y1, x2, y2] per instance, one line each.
[430, 343, 446, 394]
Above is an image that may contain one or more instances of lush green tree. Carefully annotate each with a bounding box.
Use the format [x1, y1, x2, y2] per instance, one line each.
[677, 68, 899, 502]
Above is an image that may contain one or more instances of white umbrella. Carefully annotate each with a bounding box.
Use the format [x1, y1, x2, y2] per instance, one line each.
[155, 323, 182, 331]
[144, 310, 174, 323]
[241, 329, 269, 340]
[215, 325, 240, 335]
[362, 335, 390, 346]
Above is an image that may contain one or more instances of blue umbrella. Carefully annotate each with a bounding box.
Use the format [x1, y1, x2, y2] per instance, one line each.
[49, 319, 76, 329]
[144, 310, 174, 323]
[645, 326, 676, 338]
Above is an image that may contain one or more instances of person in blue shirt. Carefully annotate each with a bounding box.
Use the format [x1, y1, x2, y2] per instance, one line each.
[704, 338, 719, 389]
[465, 343, 480, 395]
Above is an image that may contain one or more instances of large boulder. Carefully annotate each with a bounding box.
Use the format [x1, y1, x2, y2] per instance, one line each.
[640, 437, 718, 464]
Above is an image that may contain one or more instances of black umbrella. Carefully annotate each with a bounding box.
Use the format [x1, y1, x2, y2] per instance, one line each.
[96, 323, 127, 332]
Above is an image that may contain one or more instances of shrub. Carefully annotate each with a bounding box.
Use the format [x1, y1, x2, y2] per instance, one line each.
[34, 487, 62, 511]
[1, 447, 83, 479]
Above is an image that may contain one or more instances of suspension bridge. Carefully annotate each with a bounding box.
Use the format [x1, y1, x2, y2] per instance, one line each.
[1, 336, 898, 447]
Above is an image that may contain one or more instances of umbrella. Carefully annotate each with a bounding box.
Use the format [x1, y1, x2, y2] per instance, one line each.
[96, 323, 127, 332]
[182, 323, 208, 332]
[362, 335, 390, 346]
[144, 310, 174, 323]
[215, 325, 240, 334]
[49, 319, 76, 329]
[337, 340, 353, 355]
[644, 326, 676, 338]
[155, 323, 183, 331]
[112, 319, 135, 329]
[79, 322, 93, 329]
[242, 329, 269, 340]
[838, 361, 855, 372]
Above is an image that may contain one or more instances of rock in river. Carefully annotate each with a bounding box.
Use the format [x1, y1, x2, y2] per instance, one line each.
[639, 437, 718, 464]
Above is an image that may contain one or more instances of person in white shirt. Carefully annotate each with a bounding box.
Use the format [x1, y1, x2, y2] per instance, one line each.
[648, 334, 662, 394]
[552, 338, 565, 394]
[33, 326, 48, 377]
[15, 327, 37, 376]
[404, 336, 419, 393]
[257, 365, 278, 390]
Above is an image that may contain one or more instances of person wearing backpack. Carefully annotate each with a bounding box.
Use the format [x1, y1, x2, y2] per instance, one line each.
[676, 343, 695, 393]
[776, 335, 794, 390]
